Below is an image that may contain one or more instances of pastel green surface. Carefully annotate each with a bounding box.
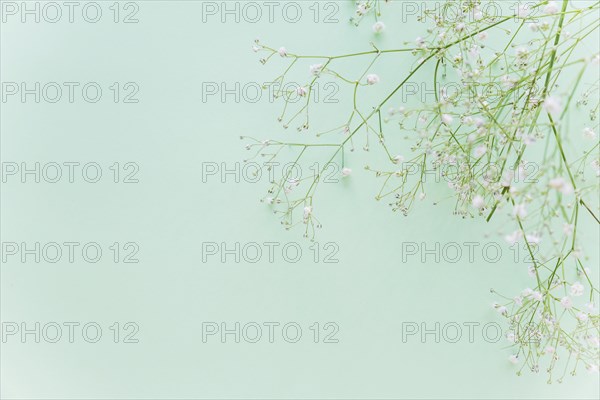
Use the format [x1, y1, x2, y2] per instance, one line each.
[1, 1, 599, 399]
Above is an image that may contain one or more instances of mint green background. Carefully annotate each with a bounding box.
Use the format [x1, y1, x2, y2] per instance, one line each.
[1, 1, 599, 399]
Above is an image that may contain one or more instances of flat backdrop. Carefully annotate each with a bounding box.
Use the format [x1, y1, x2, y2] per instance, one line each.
[1, 1, 599, 399]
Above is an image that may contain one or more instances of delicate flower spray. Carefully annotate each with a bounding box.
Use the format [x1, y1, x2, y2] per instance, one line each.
[245, 0, 600, 380]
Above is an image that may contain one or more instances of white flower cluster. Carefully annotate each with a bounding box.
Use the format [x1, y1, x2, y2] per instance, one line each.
[249, 0, 600, 377]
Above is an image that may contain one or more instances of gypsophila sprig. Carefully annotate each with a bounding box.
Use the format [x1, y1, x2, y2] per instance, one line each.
[246, 0, 600, 379]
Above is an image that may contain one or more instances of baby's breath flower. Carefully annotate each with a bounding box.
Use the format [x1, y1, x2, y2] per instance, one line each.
[506, 332, 516, 342]
[310, 64, 323, 76]
[516, 4, 529, 18]
[356, 2, 367, 16]
[296, 86, 307, 97]
[548, 177, 573, 195]
[592, 159, 600, 176]
[341, 167, 352, 177]
[505, 231, 522, 245]
[525, 234, 541, 244]
[587, 364, 599, 374]
[372, 21, 385, 33]
[543, 96, 562, 115]
[303, 206, 312, 218]
[577, 312, 589, 323]
[514, 296, 523, 306]
[472, 195, 485, 209]
[560, 296, 573, 309]
[563, 223, 574, 236]
[588, 336, 600, 348]
[441, 114, 453, 125]
[515, 46, 529, 59]
[570, 282, 585, 297]
[545, 1, 559, 15]
[583, 127, 596, 139]
[278, 47, 287, 57]
[501, 75, 516, 89]
[366, 74, 380, 85]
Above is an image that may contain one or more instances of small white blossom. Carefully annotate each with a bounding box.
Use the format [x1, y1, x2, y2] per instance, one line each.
[587, 364, 599, 374]
[516, 4, 530, 18]
[560, 296, 573, 309]
[278, 47, 287, 57]
[508, 355, 519, 364]
[393, 155, 404, 164]
[372, 21, 385, 33]
[501, 75, 516, 89]
[468, 45, 480, 58]
[545, 1, 559, 15]
[532, 291, 543, 302]
[296, 86, 307, 97]
[543, 96, 562, 115]
[583, 127, 596, 139]
[514, 296, 523, 306]
[310, 64, 323, 76]
[341, 167, 352, 177]
[366, 74, 380, 85]
[585, 302, 597, 313]
[577, 312, 589, 323]
[588, 336, 600, 348]
[563, 223, 574, 236]
[526, 234, 541, 244]
[472, 195, 485, 209]
[441, 114, 453, 125]
[505, 231, 522, 245]
[513, 204, 527, 219]
[592, 159, 600, 176]
[522, 288, 533, 297]
[506, 332, 516, 343]
[548, 177, 573, 195]
[570, 282, 584, 297]
[303, 206, 312, 218]
[515, 46, 529, 59]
